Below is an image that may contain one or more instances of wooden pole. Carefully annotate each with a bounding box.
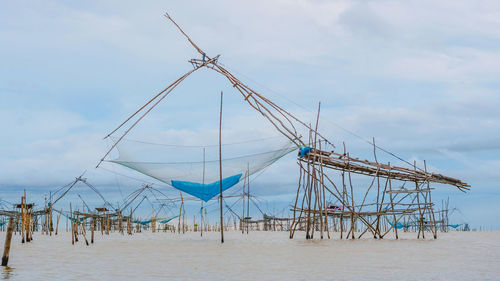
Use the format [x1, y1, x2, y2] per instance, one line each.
[55, 210, 61, 235]
[91, 218, 95, 244]
[182, 205, 186, 233]
[70, 203, 74, 245]
[289, 165, 302, 239]
[178, 192, 183, 234]
[219, 91, 224, 244]
[242, 168, 246, 234]
[373, 138, 382, 238]
[319, 140, 330, 239]
[49, 192, 53, 236]
[21, 194, 25, 243]
[26, 210, 31, 242]
[106, 211, 110, 235]
[313, 103, 324, 239]
[44, 197, 47, 235]
[424, 160, 438, 239]
[246, 169, 250, 235]
[387, 165, 398, 239]
[201, 147, 205, 237]
[25, 190, 32, 242]
[2, 217, 14, 266]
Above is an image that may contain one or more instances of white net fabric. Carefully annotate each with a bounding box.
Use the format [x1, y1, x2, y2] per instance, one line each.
[108, 137, 297, 187]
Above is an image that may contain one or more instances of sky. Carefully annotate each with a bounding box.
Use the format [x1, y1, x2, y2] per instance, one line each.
[1, 0, 499, 229]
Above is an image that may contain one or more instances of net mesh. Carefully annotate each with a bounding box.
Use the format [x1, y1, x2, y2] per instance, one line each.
[108, 137, 296, 201]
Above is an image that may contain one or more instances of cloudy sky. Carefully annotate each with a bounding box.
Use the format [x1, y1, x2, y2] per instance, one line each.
[1, 0, 499, 228]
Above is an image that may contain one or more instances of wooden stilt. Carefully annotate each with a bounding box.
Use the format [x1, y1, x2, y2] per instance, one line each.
[70, 203, 74, 245]
[21, 194, 25, 244]
[55, 210, 61, 235]
[2, 217, 14, 266]
[218, 91, 224, 244]
[91, 218, 95, 244]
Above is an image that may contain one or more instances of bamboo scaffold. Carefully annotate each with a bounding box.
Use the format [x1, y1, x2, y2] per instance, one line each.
[92, 13, 470, 241]
[289, 121, 470, 240]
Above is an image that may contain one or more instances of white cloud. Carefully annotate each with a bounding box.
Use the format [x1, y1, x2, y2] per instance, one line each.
[1, 1, 500, 227]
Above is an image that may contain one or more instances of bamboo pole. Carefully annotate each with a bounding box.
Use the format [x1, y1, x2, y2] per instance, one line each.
[289, 164, 303, 239]
[21, 194, 25, 243]
[414, 161, 424, 239]
[305, 129, 314, 239]
[91, 218, 95, 244]
[246, 169, 250, 235]
[219, 91, 224, 244]
[201, 147, 205, 237]
[242, 167, 246, 234]
[424, 160, 438, 239]
[49, 201, 53, 236]
[387, 165, 398, 239]
[26, 210, 31, 242]
[70, 203, 74, 245]
[313, 103, 323, 239]
[55, 210, 61, 235]
[2, 217, 14, 266]
[347, 157, 355, 239]
[81, 218, 89, 246]
[74, 214, 79, 243]
[178, 192, 183, 234]
[319, 140, 330, 239]
[106, 211, 110, 235]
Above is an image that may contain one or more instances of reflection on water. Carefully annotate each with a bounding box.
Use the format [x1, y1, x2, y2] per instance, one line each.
[0, 231, 498, 280]
[2, 266, 13, 280]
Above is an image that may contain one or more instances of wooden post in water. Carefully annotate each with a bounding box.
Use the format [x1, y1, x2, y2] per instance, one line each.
[70, 203, 74, 245]
[118, 211, 123, 234]
[26, 210, 31, 242]
[247, 169, 250, 235]
[81, 218, 89, 246]
[55, 210, 61, 235]
[21, 195, 25, 243]
[178, 192, 183, 234]
[201, 147, 205, 237]
[128, 208, 133, 235]
[183, 211, 186, 233]
[424, 160, 438, 239]
[105, 211, 109, 235]
[2, 217, 14, 266]
[24, 190, 32, 242]
[242, 171, 246, 234]
[100, 216, 104, 235]
[218, 91, 224, 244]
[49, 197, 53, 236]
[74, 216, 79, 242]
[91, 218, 95, 244]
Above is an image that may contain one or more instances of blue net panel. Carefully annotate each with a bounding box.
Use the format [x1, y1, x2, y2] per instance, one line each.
[159, 216, 179, 224]
[171, 174, 242, 202]
[389, 221, 404, 229]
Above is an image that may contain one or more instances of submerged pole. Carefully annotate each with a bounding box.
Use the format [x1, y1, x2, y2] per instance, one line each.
[21, 194, 25, 243]
[2, 217, 14, 266]
[219, 91, 224, 244]
[247, 167, 250, 234]
[201, 147, 205, 237]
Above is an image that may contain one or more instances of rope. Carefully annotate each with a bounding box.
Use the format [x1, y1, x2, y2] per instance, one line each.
[219, 62, 425, 171]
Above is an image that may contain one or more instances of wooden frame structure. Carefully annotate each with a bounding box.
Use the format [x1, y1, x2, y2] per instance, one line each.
[95, 13, 470, 240]
[289, 123, 469, 239]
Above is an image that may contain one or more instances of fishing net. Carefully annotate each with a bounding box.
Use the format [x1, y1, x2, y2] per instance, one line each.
[108, 137, 297, 201]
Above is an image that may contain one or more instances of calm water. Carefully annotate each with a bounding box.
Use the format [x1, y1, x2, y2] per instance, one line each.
[1, 230, 499, 280]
